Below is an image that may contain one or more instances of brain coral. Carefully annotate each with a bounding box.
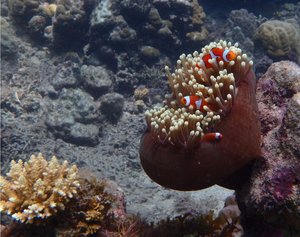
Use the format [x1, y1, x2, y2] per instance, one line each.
[254, 19, 300, 56]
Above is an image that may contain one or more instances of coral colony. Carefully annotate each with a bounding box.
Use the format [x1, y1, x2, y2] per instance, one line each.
[0, 153, 244, 236]
[0, 153, 80, 223]
[0, 154, 126, 236]
[139, 40, 262, 191]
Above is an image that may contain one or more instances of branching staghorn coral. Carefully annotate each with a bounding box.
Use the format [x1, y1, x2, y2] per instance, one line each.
[0, 153, 80, 224]
[145, 40, 253, 149]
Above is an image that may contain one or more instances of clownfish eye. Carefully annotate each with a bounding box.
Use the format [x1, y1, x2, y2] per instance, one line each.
[227, 51, 236, 60]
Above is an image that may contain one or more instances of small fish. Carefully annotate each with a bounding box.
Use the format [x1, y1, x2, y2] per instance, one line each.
[181, 95, 216, 112]
[201, 132, 223, 142]
[198, 47, 236, 69]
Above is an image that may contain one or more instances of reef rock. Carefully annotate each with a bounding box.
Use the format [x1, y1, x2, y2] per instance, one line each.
[1, 17, 19, 59]
[139, 45, 161, 61]
[254, 19, 300, 57]
[50, 61, 81, 90]
[228, 9, 257, 38]
[225, 9, 257, 57]
[80, 65, 113, 98]
[236, 61, 300, 236]
[99, 92, 124, 124]
[45, 88, 101, 146]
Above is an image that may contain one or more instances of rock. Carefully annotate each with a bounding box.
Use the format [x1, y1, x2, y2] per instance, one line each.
[45, 88, 101, 146]
[148, 8, 163, 27]
[99, 92, 124, 123]
[1, 17, 19, 59]
[69, 123, 99, 146]
[228, 9, 257, 38]
[50, 61, 81, 90]
[255, 55, 273, 79]
[28, 15, 47, 35]
[81, 65, 113, 98]
[114, 68, 138, 96]
[139, 46, 161, 60]
[236, 61, 300, 236]
[90, 0, 115, 32]
[108, 16, 137, 50]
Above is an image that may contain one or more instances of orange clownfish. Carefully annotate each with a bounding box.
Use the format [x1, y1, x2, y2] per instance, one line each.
[181, 95, 216, 112]
[198, 47, 236, 69]
[201, 132, 223, 142]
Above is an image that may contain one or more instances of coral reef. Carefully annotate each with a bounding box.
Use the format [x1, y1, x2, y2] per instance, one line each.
[49, 60, 81, 90]
[44, 88, 101, 146]
[225, 9, 257, 57]
[87, 0, 207, 60]
[254, 55, 273, 79]
[139, 46, 161, 61]
[276, 3, 300, 26]
[236, 61, 300, 236]
[227, 9, 257, 38]
[80, 65, 113, 99]
[99, 92, 125, 124]
[7, 0, 90, 49]
[1, 16, 20, 59]
[1, 153, 243, 237]
[254, 19, 300, 57]
[0, 0, 234, 226]
[139, 40, 261, 191]
[134, 86, 149, 102]
[149, 195, 243, 237]
[1, 154, 127, 237]
[0, 153, 80, 224]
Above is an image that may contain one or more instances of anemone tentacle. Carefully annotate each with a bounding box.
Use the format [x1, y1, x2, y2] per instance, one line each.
[145, 40, 253, 149]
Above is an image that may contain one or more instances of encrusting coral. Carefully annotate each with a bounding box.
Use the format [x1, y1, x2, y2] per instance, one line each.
[0, 153, 80, 224]
[140, 40, 262, 191]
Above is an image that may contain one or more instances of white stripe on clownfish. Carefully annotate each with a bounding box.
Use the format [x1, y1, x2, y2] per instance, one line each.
[222, 49, 231, 62]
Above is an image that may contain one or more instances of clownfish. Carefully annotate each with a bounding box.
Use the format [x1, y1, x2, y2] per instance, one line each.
[198, 47, 236, 69]
[181, 95, 216, 112]
[201, 132, 223, 142]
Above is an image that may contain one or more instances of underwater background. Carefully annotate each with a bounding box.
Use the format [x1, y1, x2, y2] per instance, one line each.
[1, 0, 300, 236]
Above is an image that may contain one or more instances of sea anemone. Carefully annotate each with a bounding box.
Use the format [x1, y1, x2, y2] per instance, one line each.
[139, 40, 262, 191]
